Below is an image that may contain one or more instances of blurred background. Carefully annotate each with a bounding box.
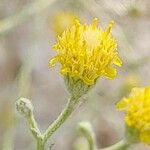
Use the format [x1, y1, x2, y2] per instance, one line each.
[0, 0, 150, 149]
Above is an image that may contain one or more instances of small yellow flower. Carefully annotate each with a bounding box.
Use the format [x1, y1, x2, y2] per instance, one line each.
[52, 12, 77, 35]
[117, 86, 150, 145]
[50, 18, 122, 85]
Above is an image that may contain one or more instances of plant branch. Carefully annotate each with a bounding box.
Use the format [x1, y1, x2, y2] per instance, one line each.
[16, 96, 80, 150]
[27, 111, 42, 140]
[43, 96, 78, 143]
[78, 121, 97, 150]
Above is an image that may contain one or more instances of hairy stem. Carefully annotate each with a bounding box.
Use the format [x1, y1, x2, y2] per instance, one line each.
[78, 121, 97, 150]
[37, 138, 44, 150]
[17, 96, 81, 150]
[27, 111, 41, 139]
[43, 96, 78, 143]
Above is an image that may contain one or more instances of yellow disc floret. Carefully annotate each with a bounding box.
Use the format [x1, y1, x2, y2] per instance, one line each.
[49, 18, 122, 85]
[116, 86, 150, 145]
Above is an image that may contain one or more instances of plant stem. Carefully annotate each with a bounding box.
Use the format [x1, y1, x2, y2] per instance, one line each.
[43, 96, 78, 144]
[78, 121, 97, 150]
[100, 140, 129, 150]
[17, 96, 80, 150]
[86, 128, 96, 150]
[28, 112, 41, 135]
[37, 139, 44, 150]
[27, 109, 45, 150]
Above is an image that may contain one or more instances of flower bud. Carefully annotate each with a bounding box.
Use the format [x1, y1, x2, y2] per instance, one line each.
[16, 97, 33, 117]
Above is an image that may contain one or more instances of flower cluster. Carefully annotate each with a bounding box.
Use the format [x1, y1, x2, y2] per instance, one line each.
[117, 86, 150, 145]
[49, 18, 122, 85]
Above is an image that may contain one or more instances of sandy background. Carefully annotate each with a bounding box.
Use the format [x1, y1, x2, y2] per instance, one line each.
[0, 0, 150, 149]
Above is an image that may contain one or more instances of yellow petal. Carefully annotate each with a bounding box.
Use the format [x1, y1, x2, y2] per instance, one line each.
[49, 56, 58, 67]
[116, 98, 130, 110]
[114, 56, 122, 67]
[104, 67, 116, 79]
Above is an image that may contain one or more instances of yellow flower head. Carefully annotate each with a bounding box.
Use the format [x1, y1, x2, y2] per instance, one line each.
[117, 86, 150, 145]
[52, 12, 76, 35]
[49, 18, 122, 85]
